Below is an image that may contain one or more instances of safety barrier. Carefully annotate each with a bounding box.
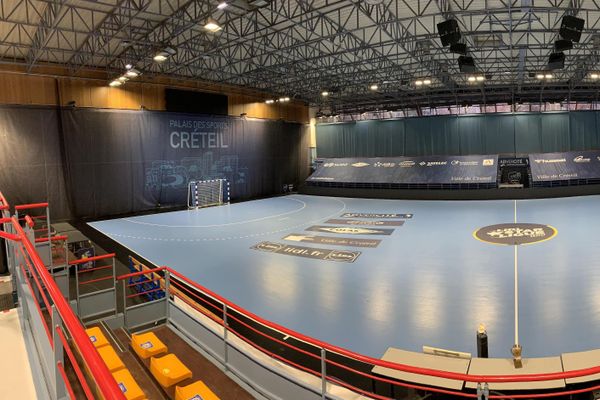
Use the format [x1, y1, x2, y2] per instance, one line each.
[117, 262, 600, 400]
[72, 253, 118, 320]
[6, 190, 600, 399]
[0, 193, 125, 399]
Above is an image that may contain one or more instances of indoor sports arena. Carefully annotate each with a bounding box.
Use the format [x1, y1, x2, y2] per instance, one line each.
[3, 2, 600, 400]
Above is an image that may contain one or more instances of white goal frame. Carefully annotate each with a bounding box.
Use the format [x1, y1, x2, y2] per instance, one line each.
[187, 179, 230, 209]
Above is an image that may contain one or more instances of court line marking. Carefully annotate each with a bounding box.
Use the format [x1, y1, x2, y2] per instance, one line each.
[104, 197, 347, 243]
[120, 197, 307, 228]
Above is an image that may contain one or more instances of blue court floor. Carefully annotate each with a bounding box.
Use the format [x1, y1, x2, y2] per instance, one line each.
[89, 194, 600, 359]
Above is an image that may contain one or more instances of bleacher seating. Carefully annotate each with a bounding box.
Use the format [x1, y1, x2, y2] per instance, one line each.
[97, 344, 126, 373]
[85, 326, 109, 348]
[150, 353, 193, 388]
[176, 380, 221, 400]
[131, 331, 168, 359]
[112, 368, 147, 400]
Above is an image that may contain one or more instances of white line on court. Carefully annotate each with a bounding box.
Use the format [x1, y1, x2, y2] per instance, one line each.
[121, 197, 307, 228]
[105, 197, 348, 243]
[514, 199, 519, 346]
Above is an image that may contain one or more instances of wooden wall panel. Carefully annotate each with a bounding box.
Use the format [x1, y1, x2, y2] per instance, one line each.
[0, 71, 308, 123]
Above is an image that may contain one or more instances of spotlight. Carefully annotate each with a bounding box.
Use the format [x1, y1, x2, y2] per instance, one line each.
[321, 91, 329, 97]
[217, 1, 228, 9]
[467, 76, 476, 82]
[415, 80, 423, 86]
[125, 64, 132, 69]
[153, 53, 168, 62]
[423, 79, 432, 85]
[283, 97, 290, 102]
[125, 68, 140, 78]
[109, 80, 122, 87]
[591, 73, 599, 79]
[265, 99, 274, 104]
[370, 84, 378, 91]
[153, 47, 176, 62]
[545, 73, 554, 79]
[536, 74, 545, 80]
[476, 76, 485, 82]
[204, 19, 222, 32]
[117, 76, 128, 82]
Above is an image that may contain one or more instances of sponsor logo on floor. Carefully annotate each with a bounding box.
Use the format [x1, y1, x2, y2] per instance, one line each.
[341, 213, 413, 219]
[251, 242, 361, 263]
[473, 223, 557, 245]
[306, 225, 395, 235]
[283, 234, 381, 248]
[325, 218, 404, 226]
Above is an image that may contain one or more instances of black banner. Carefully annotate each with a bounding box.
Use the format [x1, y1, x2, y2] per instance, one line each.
[251, 242, 361, 263]
[283, 234, 381, 248]
[325, 219, 405, 226]
[306, 155, 498, 185]
[62, 110, 308, 217]
[341, 213, 413, 219]
[306, 225, 394, 235]
[529, 150, 600, 182]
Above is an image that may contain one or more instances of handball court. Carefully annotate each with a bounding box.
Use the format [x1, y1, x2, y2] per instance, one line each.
[89, 194, 600, 360]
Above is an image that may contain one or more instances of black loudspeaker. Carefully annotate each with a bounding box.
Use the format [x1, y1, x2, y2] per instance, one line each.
[548, 52, 565, 70]
[450, 42, 467, 55]
[437, 19, 461, 46]
[458, 56, 476, 73]
[559, 15, 584, 42]
[555, 39, 573, 52]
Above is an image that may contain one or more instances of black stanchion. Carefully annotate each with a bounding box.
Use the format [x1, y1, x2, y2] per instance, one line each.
[477, 324, 488, 358]
[0, 237, 7, 274]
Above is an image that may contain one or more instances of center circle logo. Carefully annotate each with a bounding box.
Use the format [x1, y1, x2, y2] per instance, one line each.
[473, 223, 557, 245]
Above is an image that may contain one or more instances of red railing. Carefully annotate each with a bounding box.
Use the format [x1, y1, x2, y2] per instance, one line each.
[14, 202, 49, 211]
[0, 195, 125, 400]
[117, 265, 600, 399]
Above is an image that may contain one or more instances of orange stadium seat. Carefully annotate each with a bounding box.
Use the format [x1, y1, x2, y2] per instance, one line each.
[85, 327, 109, 348]
[112, 368, 146, 400]
[175, 380, 221, 400]
[131, 331, 167, 359]
[150, 353, 192, 388]
[97, 344, 126, 373]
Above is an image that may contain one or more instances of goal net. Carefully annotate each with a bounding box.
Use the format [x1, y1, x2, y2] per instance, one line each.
[187, 179, 230, 209]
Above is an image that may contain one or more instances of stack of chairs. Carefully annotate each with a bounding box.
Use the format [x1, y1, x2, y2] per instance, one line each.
[127, 259, 165, 301]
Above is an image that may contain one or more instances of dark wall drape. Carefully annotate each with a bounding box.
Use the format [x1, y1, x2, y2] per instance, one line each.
[317, 111, 600, 158]
[0, 106, 309, 220]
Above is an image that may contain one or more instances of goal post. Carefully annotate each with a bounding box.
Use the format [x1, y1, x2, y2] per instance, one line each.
[187, 179, 230, 209]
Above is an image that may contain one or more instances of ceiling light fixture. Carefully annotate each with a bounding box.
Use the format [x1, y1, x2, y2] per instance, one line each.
[545, 73, 554, 79]
[265, 99, 274, 104]
[125, 68, 140, 78]
[590, 73, 599, 79]
[476, 76, 485, 82]
[370, 84, 378, 91]
[153, 47, 176, 62]
[125, 64, 132, 70]
[415, 80, 424, 86]
[321, 91, 329, 97]
[423, 79, 432, 85]
[467, 76, 476, 82]
[117, 76, 128, 82]
[217, 2, 228, 9]
[204, 19, 222, 32]
[109, 80, 122, 87]
[536, 74, 545, 80]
